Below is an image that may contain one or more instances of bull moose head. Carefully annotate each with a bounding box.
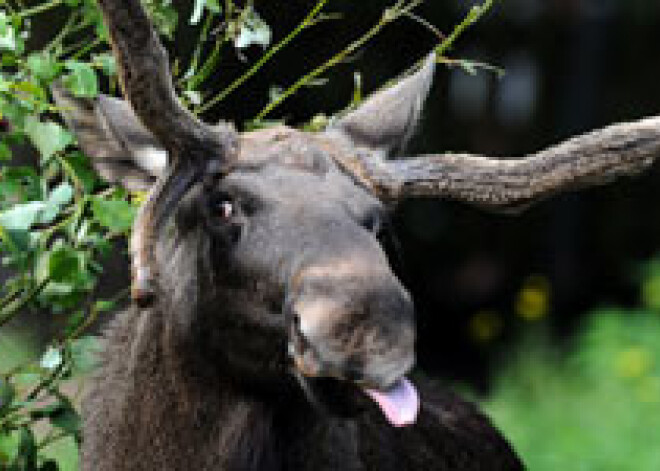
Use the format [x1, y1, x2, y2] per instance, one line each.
[54, 0, 660, 433]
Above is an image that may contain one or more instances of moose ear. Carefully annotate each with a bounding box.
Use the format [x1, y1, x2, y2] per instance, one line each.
[52, 85, 167, 191]
[332, 52, 436, 155]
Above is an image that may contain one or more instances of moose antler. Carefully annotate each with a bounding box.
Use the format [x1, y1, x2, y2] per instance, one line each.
[96, 0, 238, 305]
[328, 51, 660, 213]
[353, 116, 660, 213]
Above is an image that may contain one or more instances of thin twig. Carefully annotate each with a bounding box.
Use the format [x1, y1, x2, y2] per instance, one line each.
[16, 0, 64, 18]
[0, 278, 51, 329]
[254, 0, 424, 121]
[195, 0, 330, 115]
[435, 0, 494, 57]
[403, 11, 445, 41]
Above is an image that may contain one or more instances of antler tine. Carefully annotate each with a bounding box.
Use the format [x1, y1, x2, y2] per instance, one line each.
[96, 0, 238, 306]
[360, 116, 660, 213]
[97, 0, 235, 159]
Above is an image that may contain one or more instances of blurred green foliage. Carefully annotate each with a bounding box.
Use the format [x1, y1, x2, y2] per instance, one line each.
[485, 264, 660, 470]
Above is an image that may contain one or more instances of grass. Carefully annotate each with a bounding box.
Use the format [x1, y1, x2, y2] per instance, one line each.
[483, 309, 660, 471]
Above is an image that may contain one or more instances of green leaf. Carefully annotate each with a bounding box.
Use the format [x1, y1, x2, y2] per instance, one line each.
[48, 403, 81, 436]
[74, 219, 90, 245]
[0, 95, 29, 127]
[63, 61, 99, 98]
[89, 5, 109, 41]
[12, 373, 41, 389]
[92, 53, 116, 77]
[190, 0, 206, 25]
[0, 201, 45, 231]
[92, 197, 136, 233]
[143, 0, 179, 39]
[0, 167, 41, 203]
[27, 52, 61, 82]
[15, 427, 37, 470]
[0, 200, 45, 253]
[48, 183, 74, 208]
[0, 377, 14, 412]
[23, 117, 73, 161]
[206, 0, 221, 14]
[0, 228, 29, 254]
[0, 141, 11, 161]
[11, 81, 46, 101]
[48, 249, 79, 282]
[0, 12, 17, 52]
[62, 151, 99, 193]
[234, 8, 272, 50]
[63, 309, 86, 336]
[37, 182, 74, 225]
[40, 347, 63, 370]
[0, 430, 20, 466]
[189, 0, 222, 24]
[38, 246, 80, 284]
[69, 336, 102, 376]
[183, 90, 202, 106]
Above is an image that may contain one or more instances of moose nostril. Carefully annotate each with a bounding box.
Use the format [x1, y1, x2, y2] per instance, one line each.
[288, 311, 305, 350]
[288, 325, 327, 378]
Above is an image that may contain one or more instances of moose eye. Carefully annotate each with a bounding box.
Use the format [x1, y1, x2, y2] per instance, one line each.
[216, 200, 234, 220]
[206, 194, 243, 246]
[208, 193, 236, 222]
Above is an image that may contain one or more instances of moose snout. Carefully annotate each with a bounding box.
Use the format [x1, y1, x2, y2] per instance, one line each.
[286, 261, 416, 390]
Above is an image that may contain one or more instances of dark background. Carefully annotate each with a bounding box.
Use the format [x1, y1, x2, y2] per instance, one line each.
[30, 0, 660, 387]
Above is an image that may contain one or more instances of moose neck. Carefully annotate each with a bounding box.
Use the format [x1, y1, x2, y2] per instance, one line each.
[120, 299, 363, 471]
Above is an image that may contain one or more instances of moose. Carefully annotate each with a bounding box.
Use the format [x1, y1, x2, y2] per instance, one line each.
[52, 0, 660, 470]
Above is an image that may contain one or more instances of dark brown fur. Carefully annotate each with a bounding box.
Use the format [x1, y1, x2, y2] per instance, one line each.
[83, 303, 521, 471]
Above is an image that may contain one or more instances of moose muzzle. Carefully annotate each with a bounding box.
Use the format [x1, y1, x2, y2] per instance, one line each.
[286, 257, 419, 427]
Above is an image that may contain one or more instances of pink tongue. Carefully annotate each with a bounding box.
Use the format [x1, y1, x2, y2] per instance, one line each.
[364, 378, 420, 428]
